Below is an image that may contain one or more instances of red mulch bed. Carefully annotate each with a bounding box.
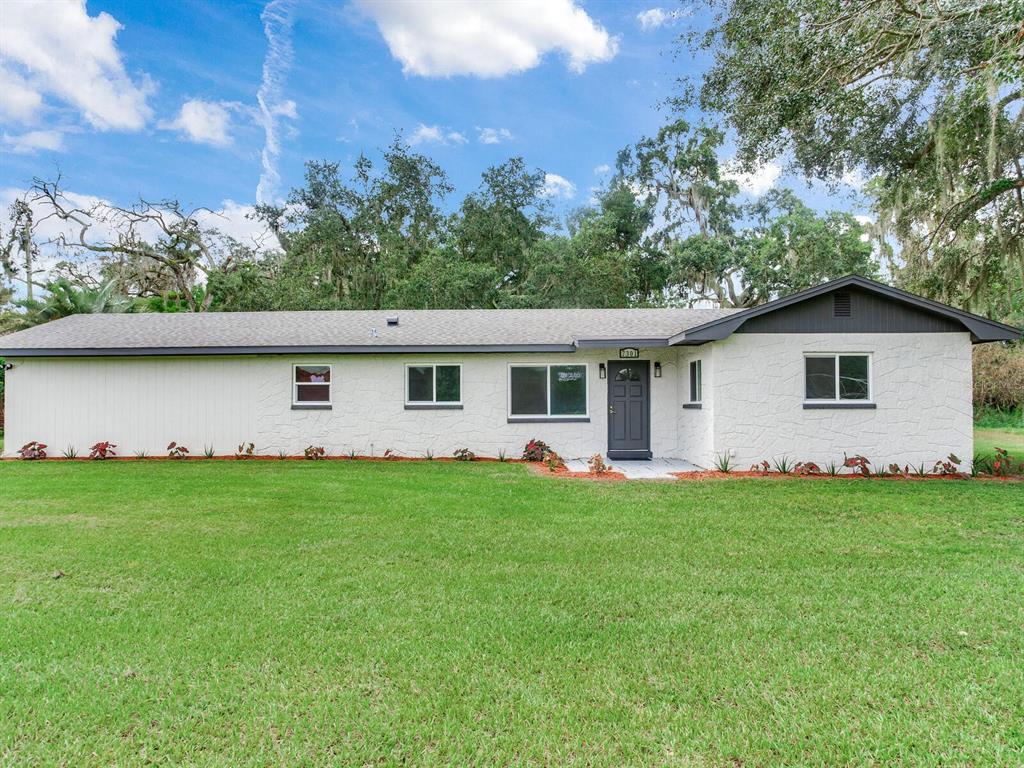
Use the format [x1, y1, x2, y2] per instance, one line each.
[669, 470, 1022, 483]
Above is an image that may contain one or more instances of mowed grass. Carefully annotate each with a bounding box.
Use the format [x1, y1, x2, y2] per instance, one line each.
[1, 461, 1022, 766]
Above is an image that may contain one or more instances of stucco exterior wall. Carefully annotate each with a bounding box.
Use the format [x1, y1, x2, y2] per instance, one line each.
[1, 333, 974, 466]
[2, 349, 684, 459]
[676, 346, 714, 467]
[710, 332, 974, 468]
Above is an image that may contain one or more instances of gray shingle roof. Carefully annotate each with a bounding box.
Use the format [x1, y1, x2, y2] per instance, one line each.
[0, 307, 739, 356]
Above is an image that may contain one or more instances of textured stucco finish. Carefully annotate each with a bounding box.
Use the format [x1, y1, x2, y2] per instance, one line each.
[2, 332, 973, 465]
[3, 350, 679, 459]
[711, 333, 974, 468]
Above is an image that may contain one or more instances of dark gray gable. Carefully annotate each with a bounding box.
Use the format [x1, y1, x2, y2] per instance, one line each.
[736, 287, 964, 334]
[672, 276, 1022, 344]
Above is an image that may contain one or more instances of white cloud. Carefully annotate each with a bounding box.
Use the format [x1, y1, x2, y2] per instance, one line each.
[722, 160, 781, 196]
[160, 99, 234, 147]
[542, 173, 576, 199]
[637, 8, 670, 30]
[0, 65, 43, 123]
[593, 163, 611, 174]
[356, 0, 618, 78]
[2, 130, 65, 154]
[478, 127, 513, 145]
[0, 0, 152, 131]
[256, 0, 297, 205]
[194, 200, 281, 252]
[409, 123, 467, 146]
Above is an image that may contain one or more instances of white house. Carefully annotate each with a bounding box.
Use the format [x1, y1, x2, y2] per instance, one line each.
[1, 276, 1019, 467]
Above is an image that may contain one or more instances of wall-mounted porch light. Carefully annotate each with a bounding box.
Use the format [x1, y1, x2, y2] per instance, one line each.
[598, 363, 607, 379]
[654, 362, 662, 378]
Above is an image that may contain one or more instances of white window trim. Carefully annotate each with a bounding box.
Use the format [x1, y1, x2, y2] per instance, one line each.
[508, 362, 590, 419]
[803, 353, 873, 403]
[293, 363, 332, 405]
[405, 363, 463, 406]
[689, 359, 703, 404]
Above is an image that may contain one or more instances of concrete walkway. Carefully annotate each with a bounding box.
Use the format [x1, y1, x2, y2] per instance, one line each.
[563, 456, 703, 479]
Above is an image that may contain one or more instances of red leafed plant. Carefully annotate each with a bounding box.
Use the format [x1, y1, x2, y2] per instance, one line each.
[888, 463, 911, 478]
[89, 441, 117, 460]
[167, 442, 189, 459]
[18, 441, 47, 460]
[522, 439, 552, 462]
[843, 454, 871, 477]
[235, 442, 255, 459]
[587, 453, 612, 474]
[751, 460, 771, 475]
[793, 461, 822, 476]
[990, 448, 1023, 477]
[304, 445, 326, 460]
[453, 447, 475, 461]
[931, 454, 964, 477]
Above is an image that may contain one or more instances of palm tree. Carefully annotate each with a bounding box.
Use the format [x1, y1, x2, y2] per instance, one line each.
[16, 278, 134, 327]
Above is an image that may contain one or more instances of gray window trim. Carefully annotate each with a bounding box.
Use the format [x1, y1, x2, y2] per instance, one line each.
[507, 417, 591, 423]
[404, 404, 463, 411]
[291, 404, 333, 411]
[803, 403, 877, 410]
[682, 403, 703, 410]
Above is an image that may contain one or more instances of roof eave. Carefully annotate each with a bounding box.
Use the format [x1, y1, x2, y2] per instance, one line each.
[0, 343, 581, 358]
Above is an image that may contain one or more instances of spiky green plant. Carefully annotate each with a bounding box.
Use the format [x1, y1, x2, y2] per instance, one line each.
[713, 452, 733, 473]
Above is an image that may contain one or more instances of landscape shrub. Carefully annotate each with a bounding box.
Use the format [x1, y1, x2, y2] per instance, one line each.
[587, 453, 611, 474]
[522, 439, 551, 462]
[453, 448, 475, 461]
[235, 442, 255, 459]
[89, 442, 117, 460]
[18, 441, 47, 460]
[973, 343, 1024, 415]
[167, 442, 189, 459]
[304, 445, 326, 460]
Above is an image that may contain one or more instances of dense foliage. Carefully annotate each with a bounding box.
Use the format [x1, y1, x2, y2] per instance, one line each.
[0, 129, 874, 326]
[690, 0, 1024, 324]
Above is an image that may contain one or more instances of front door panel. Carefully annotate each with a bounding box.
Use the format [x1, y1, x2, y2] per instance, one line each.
[607, 361, 651, 459]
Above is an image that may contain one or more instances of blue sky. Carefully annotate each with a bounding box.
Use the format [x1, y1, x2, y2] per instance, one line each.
[0, 0, 861, 247]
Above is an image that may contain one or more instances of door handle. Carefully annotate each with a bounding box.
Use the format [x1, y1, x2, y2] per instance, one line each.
[608, 405, 615, 414]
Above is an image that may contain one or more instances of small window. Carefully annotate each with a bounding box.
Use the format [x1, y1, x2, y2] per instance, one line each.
[805, 355, 870, 401]
[509, 364, 587, 417]
[689, 360, 702, 403]
[406, 364, 462, 404]
[294, 364, 331, 404]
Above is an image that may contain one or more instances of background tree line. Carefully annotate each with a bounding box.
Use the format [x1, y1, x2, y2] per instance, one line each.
[1, 0, 1020, 335]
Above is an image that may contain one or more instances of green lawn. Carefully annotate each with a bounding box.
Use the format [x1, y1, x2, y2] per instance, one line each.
[975, 426, 1024, 456]
[1, 462, 1022, 766]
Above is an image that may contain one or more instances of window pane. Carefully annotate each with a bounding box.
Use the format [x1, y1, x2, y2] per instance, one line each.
[295, 365, 330, 383]
[805, 357, 836, 399]
[839, 355, 869, 400]
[550, 365, 587, 415]
[408, 366, 434, 402]
[690, 360, 702, 402]
[510, 366, 547, 415]
[436, 365, 461, 402]
[296, 384, 330, 402]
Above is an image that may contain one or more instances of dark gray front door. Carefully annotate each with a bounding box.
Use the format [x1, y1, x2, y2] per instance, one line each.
[607, 361, 651, 459]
